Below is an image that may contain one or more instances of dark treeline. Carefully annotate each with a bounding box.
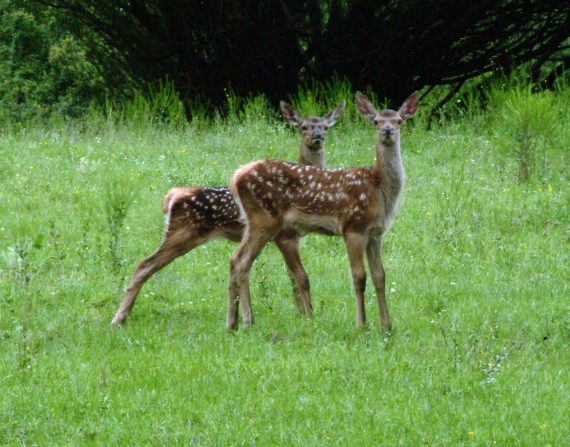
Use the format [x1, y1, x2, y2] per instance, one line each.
[3, 0, 570, 118]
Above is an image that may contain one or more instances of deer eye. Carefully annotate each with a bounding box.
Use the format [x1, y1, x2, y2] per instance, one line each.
[301, 125, 307, 131]
[398, 119, 403, 125]
[323, 126, 328, 131]
[372, 119, 379, 125]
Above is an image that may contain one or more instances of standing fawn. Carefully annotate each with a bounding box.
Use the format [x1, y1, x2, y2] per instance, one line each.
[227, 91, 419, 331]
[111, 100, 345, 324]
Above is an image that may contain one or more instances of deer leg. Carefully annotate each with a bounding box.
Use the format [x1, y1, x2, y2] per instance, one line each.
[344, 232, 369, 326]
[227, 246, 241, 330]
[227, 228, 261, 330]
[273, 232, 312, 319]
[288, 271, 302, 312]
[366, 236, 391, 333]
[229, 227, 275, 329]
[112, 232, 203, 324]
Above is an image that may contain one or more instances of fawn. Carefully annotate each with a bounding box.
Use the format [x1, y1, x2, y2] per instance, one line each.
[111, 100, 345, 324]
[227, 91, 419, 331]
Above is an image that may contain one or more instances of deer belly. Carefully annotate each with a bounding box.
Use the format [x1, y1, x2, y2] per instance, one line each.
[283, 210, 341, 236]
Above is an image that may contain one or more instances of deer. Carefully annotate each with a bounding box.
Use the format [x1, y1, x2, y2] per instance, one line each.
[227, 91, 419, 332]
[111, 100, 346, 324]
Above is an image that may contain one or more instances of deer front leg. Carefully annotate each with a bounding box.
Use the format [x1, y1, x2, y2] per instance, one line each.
[227, 250, 241, 330]
[229, 227, 275, 329]
[112, 235, 200, 324]
[344, 232, 368, 326]
[273, 231, 312, 319]
[366, 236, 391, 333]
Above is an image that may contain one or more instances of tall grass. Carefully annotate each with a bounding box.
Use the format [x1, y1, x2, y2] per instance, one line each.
[0, 74, 569, 445]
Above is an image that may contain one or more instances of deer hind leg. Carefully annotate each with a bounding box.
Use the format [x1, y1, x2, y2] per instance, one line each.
[111, 229, 205, 325]
[344, 232, 369, 326]
[228, 226, 276, 330]
[273, 231, 312, 319]
[366, 236, 391, 333]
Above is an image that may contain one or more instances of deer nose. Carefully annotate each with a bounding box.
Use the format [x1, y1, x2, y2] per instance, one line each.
[382, 127, 394, 135]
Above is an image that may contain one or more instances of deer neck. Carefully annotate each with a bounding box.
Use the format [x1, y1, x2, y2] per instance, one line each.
[298, 143, 325, 168]
[375, 138, 405, 206]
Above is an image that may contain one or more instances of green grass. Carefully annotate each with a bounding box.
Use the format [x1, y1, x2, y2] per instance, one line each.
[1, 82, 569, 446]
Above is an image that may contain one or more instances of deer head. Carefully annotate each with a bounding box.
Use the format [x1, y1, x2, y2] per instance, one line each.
[280, 101, 346, 166]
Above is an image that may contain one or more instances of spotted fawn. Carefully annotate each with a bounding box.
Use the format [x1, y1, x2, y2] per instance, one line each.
[227, 92, 419, 331]
[112, 100, 345, 324]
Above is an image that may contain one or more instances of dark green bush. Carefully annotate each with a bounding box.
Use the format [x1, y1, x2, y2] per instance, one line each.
[0, 1, 118, 121]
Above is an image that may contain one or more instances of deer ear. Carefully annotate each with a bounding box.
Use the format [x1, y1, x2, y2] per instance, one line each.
[356, 92, 378, 121]
[322, 100, 346, 127]
[398, 92, 420, 121]
[280, 101, 302, 127]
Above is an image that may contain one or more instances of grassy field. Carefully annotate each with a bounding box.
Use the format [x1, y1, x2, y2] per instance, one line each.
[1, 81, 569, 445]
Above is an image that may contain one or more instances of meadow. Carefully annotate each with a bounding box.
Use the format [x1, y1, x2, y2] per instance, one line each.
[1, 79, 569, 445]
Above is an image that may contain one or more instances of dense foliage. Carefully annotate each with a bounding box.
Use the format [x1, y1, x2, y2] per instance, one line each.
[1, 0, 569, 119]
[0, 0, 125, 119]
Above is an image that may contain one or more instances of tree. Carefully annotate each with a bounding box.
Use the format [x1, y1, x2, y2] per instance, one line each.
[14, 0, 570, 114]
[0, 0, 121, 118]
[306, 0, 570, 106]
[39, 0, 309, 112]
